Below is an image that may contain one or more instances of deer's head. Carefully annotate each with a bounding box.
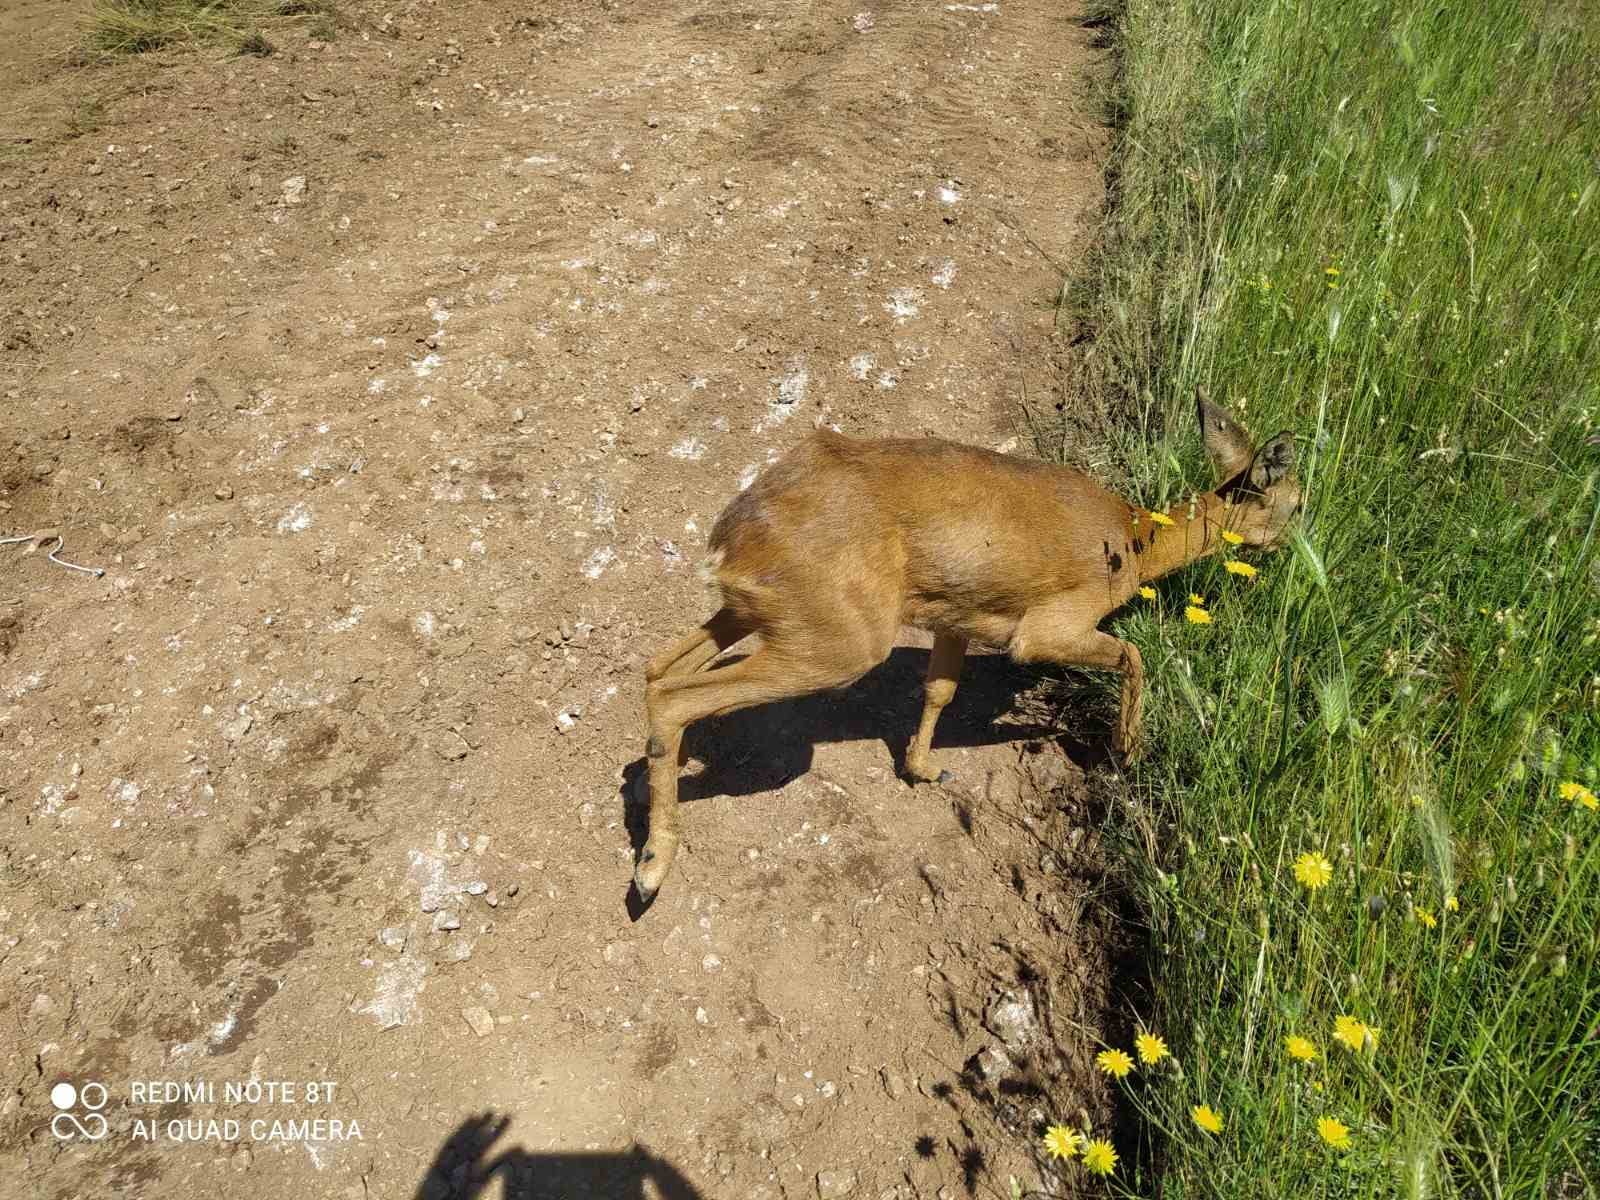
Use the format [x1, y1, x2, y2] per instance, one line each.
[1197, 391, 1301, 549]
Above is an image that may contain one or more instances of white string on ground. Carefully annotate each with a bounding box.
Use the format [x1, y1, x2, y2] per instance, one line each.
[2, 531, 106, 578]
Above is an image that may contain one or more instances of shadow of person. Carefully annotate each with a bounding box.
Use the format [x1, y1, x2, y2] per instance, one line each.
[415, 1112, 704, 1200]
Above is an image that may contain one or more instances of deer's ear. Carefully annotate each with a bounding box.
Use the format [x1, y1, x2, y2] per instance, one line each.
[1196, 388, 1254, 478]
[1248, 432, 1296, 490]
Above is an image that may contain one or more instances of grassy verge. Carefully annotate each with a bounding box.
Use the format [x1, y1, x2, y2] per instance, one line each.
[84, 0, 336, 57]
[1043, 0, 1600, 1194]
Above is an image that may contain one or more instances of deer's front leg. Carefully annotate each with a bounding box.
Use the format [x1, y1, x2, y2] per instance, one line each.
[1010, 604, 1144, 762]
[904, 633, 968, 783]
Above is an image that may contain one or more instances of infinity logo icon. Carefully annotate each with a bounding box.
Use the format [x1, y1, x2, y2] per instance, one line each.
[50, 1082, 109, 1141]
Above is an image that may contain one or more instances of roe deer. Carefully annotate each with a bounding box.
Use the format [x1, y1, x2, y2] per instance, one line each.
[634, 393, 1299, 900]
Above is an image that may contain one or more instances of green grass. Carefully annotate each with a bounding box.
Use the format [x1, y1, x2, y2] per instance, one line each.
[83, 0, 335, 56]
[1048, 0, 1600, 1195]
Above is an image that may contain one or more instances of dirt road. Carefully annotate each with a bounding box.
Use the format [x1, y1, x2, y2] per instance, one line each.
[2, 3, 1119, 1196]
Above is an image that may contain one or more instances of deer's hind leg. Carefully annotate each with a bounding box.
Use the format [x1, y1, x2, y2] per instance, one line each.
[636, 638, 883, 899]
[645, 607, 752, 681]
[643, 607, 754, 765]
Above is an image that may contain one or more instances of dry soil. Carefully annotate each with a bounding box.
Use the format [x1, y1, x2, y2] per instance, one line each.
[0, 3, 1129, 1197]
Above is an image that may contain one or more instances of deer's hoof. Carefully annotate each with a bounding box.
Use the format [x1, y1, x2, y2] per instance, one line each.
[900, 765, 955, 788]
[633, 835, 678, 900]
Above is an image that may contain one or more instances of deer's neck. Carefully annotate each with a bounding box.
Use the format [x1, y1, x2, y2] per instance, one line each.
[1130, 491, 1234, 585]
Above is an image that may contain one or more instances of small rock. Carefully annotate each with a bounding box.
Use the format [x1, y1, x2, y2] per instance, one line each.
[280, 175, 308, 205]
[485, 892, 499, 908]
[461, 1006, 494, 1037]
[1026, 748, 1076, 795]
[215, 484, 234, 500]
[507, 883, 520, 897]
[817, 1167, 858, 1199]
[880, 1068, 904, 1100]
[378, 925, 408, 951]
[449, 940, 473, 963]
[432, 911, 461, 932]
[430, 734, 468, 761]
[221, 712, 253, 745]
[702, 953, 722, 972]
[464, 881, 488, 895]
[232, 1146, 253, 1172]
[985, 990, 1039, 1050]
[971, 1044, 1013, 1081]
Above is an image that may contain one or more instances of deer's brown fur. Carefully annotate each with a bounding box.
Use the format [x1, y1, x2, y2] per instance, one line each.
[634, 395, 1299, 899]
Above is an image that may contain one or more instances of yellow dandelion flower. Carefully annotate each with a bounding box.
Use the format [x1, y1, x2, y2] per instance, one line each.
[1185, 606, 1212, 625]
[1293, 851, 1333, 890]
[1135, 1032, 1169, 1065]
[1325, 266, 1341, 277]
[1191, 1104, 1223, 1134]
[1096, 1048, 1134, 1079]
[1082, 1139, 1118, 1176]
[1149, 512, 1175, 527]
[1333, 1015, 1377, 1053]
[1042, 1125, 1082, 1161]
[1284, 1035, 1318, 1062]
[1316, 1116, 1352, 1149]
[1189, 593, 1206, 606]
[1559, 780, 1598, 810]
[1138, 586, 1157, 600]
[1224, 560, 1257, 578]
[1415, 906, 1437, 929]
[1220, 529, 1245, 545]
[1445, 895, 1459, 912]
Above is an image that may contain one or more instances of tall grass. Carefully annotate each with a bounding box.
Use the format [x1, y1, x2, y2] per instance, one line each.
[1056, 0, 1600, 1195]
[83, 0, 335, 56]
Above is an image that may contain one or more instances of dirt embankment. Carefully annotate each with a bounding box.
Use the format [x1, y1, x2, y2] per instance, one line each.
[1, 3, 1124, 1197]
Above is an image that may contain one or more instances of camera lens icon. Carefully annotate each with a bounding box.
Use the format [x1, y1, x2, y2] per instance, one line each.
[50, 1081, 109, 1141]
